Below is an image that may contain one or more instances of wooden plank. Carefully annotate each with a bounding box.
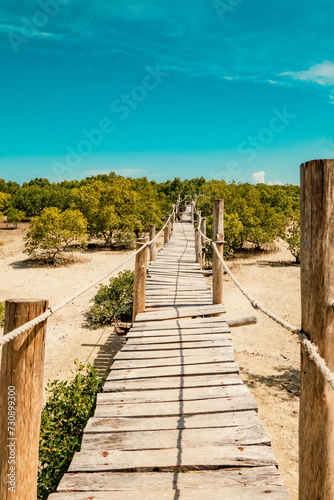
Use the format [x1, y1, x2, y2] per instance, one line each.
[111, 353, 235, 370]
[99, 384, 248, 403]
[106, 362, 239, 381]
[85, 410, 260, 433]
[94, 395, 257, 418]
[121, 340, 233, 351]
[114, 345, 232, 359]
[49, 486, 290, 499]
[68, 445, 277, 472]
[125, 333, 231, 345]
[104, 373, 242, 392]
[126, 327, 230, 338]
[80, 424, 271, 450]
[135, 305, 225, 322]
[131, 318, 228, 331]
[56, 466, 286, 492]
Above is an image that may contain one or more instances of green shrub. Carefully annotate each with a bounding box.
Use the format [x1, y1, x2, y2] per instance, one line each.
[113, 231, 136, 250]
[24, 207, 88, 264]
[285, 212, 300, 264]
[87, 270, 134, 325]
[0, 301, 5, 327]
[38, 361, 104, 500]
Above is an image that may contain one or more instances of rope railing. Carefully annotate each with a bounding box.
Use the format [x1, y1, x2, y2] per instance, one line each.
[208, 241, 334, 390]
[0, 213, 172, 347]
[193, 205, 334, 390]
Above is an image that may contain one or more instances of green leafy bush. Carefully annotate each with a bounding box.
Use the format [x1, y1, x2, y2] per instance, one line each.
[24, 207, 88, 264]
[113, 231, 136, 250]
[38, 361, 104, 500]
[0, 301, 5, 327]
[285, 212, 300, 263]
[5, 207, 26, 227]
[87, 270, 134, 325]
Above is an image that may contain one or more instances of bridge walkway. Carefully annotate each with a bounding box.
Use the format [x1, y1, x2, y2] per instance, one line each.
[50, 207, 289, 499]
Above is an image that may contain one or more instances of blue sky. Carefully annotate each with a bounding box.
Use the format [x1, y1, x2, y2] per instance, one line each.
[0, 0, 334, 185]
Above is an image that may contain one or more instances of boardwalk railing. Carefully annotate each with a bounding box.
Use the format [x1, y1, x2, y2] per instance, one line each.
[0, 207, 175, 500]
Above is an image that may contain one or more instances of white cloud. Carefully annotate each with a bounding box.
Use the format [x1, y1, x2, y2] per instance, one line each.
[267, 180, 284, 185]
[252, 171, 265, 184]
[252, 171, 284, 185]
[281, 61, 334, 87]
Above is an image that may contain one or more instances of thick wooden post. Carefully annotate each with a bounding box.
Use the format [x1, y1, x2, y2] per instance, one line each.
[212, 199, 224, 305]
[201, 217, 207, 269]
[191, 202, 194, 224]
[299, 159, 334, 500]
[0, 299, 48, 500]
[149, 225, 157, 261]
[132, 237, 148, 322]
[164, 214, 170, 244]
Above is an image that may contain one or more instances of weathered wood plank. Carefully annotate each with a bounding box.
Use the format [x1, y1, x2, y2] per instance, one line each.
[104, 373, 242, 392]
[56, 466, 286, 492]
[80, 424, 271, 450]
[111, 351, 235, 369]
[94, 395, 257, 418]
[49, 486, 290, 499]
[68, 445, 277, 472]
[135, 305, 225, 322]
[85, 410, 260, 433]
[98, 384, 248, 403]
[114, 345, 232, 359]
[125, 333, 231, 345]
[121, 340, 233, 351]
[126, 327, 230, 338]
[106, 362, 239, 381]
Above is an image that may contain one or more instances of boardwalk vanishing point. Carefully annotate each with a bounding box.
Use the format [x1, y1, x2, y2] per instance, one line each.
[50, 207, 290, 499]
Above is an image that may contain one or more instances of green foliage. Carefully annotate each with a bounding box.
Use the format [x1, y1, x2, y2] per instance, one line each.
[113, 231, 136, 250]
[0, 302, 5, 327]
[197, 181, 299, 254]
[38, 361, 104, 500]
[0, 192, 11, 220]
[285, 212, 300, 263]
[87, 270, 134, 325]
[24, 207, 88, 263]
[5, 207, 26, 227]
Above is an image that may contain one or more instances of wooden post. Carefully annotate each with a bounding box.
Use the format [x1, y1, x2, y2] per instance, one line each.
[299, 159, 334, 500]
[164, 214, 169, 244]
[149, 225, 157, 261]
[201, 217, 207, 269]
[191, 202, 194, 224]
[212, 199, 224, 305]
[132, 237, 148, 322]
[0, 299, 48, 500]
[167, 214, 172, 241]
[195, 228, 202, 268]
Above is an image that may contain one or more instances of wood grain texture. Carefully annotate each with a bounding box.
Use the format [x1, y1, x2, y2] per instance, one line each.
[0, 299, 48, 500]
[300, 159, 334, 500]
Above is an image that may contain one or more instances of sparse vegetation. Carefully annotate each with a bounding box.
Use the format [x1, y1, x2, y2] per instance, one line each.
[24, 207, 88, 264]
[87, 270, 134, 325]
[38, 361, 104, 500]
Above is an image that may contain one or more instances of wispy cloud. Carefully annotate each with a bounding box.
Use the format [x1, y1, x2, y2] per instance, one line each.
[281, 61, 334, 87]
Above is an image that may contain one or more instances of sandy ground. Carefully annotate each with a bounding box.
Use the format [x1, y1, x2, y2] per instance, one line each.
[0, 225, 300, 498]
[0, 223, 163, 399]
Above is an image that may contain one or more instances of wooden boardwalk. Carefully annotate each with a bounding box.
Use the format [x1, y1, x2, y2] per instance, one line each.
[50, 208, 289, 499]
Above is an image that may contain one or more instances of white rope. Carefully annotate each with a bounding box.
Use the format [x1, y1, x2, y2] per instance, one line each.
[0, 214, 172, 347]
[211, 241, 334, 390]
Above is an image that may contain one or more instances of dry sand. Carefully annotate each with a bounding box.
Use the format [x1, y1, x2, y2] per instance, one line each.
[0, 225, 300, 499]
